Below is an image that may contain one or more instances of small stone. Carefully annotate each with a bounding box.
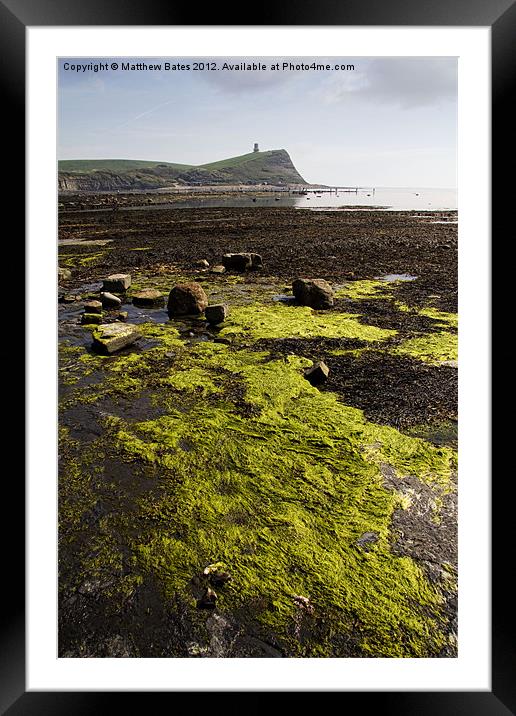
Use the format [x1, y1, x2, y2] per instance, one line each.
[92, 323, 140, 354]
[203, 562, 225, 576]
[203, 562, 231, 586]
[58, 267, 72, 281]
[117, 311, 128, 322]
[167, 282, 208, 316]
[194, 259, 210, 269]
[209, 571, 232, 588]
[292, 278, 334, 309]
[100, 292, 122, 309]
[304, 361, 329, 385]
[83, 300, 102, 314]
[293, 595, 314, 614]
[102, 273, 131, 292]
[205, 304, 228, 325]
[210, 264, 226, 274]
[132, 289, 165, 307]
[221, 253, 252, 272]
[81, 312, 102, 325]
[440, 359, 458, 368]
[63, 294, 80, 303]
[197, 587, 217, 610]
[356, 532, 379, 551]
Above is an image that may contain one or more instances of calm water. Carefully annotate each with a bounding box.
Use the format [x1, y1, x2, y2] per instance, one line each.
[149, 187, 457, 212]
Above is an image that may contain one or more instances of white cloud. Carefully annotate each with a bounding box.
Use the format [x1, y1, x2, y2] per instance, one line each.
[321, 58, 457, 109]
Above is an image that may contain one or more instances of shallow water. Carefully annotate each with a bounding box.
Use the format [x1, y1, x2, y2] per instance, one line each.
[377, 274, 418, 283]
[116, 187, 457, 212]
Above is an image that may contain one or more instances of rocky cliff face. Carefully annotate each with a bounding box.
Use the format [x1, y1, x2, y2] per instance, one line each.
[58, 150, 307, 191]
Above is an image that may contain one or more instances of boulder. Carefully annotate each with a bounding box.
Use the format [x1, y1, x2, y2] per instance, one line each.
[102, 273, 131, 292]
[292, 278, 334, 309]
[210, 264, 226, 274]
[304, 361, 329, 385]
[132, 289, 165, 308]
[81, 312, 102, 325]
[92, 323, 140, 354]
[117, 311, 128, 322]
[83, 300, 102, 314]
[62, 294, 80, 303]
[205, 304, 228, 325]
[167, 282, 208, 316]
[100, 292, 122, 309]
[58, 267, 72, 281]
[221, 253, 252, 272]
[194, 259, 210, 270]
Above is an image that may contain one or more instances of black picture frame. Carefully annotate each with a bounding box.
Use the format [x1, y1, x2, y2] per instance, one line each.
[7, 0, 508, 712]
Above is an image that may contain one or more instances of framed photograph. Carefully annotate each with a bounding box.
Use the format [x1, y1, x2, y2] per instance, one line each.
[5, 0, 507, 711]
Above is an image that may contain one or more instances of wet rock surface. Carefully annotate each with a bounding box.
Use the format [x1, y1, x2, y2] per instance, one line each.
[321, 351, 457, 432]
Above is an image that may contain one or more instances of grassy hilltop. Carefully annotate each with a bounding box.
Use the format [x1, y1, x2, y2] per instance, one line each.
[58, 150, 307, 191]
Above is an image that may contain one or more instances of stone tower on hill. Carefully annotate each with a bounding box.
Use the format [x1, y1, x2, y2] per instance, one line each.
[253, 143, 259, 152]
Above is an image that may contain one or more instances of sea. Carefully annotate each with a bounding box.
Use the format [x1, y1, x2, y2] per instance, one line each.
[150, 187, 457, 212]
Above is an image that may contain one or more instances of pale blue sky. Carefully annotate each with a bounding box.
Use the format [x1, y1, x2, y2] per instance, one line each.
[58, 57, 457, 187]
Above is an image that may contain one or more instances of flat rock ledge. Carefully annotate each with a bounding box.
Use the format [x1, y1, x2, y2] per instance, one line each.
[102, 273, 132, 292]
[132, 289, 165, 308]
[92, 323, 140, 354]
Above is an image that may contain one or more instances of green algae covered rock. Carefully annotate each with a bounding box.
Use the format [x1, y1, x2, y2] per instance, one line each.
[83, 300, 102, 314]
[92, 323, 140, 354]
[81, 312, 102, 325]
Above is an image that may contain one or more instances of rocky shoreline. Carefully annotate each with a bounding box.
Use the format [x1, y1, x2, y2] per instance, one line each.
[58, 205, 458, 658]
